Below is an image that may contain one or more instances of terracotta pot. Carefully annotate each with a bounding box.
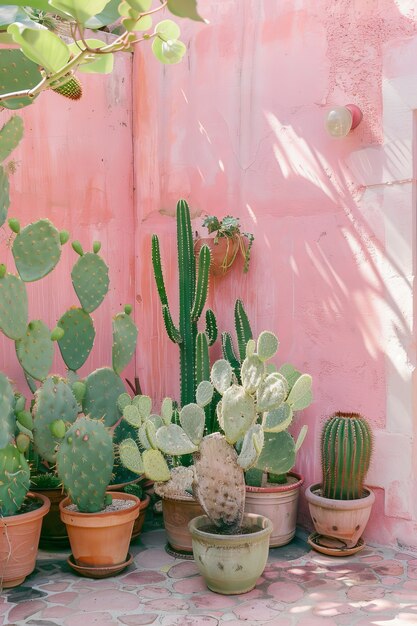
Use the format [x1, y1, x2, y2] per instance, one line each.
[32, 487, 69, 548]
[0, 492, 50, 588]
[245, 472, 304, 547]
[189, 513, 273, 595]
[195, 237, 241, 276]
[305, 483, 375, 548]
[131, 494, 150, 540]
[162, 495, 204, 553]
[59, 491, 140, 567]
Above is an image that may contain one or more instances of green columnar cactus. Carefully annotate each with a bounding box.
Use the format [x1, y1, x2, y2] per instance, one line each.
[221, 299, 253, 383]
[321, 412, 372, 500]
[152, 199, 217, 409]
[56, 416, 114, 513]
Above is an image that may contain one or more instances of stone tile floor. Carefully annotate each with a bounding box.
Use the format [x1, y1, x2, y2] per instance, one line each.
[2, 528, 417, 626]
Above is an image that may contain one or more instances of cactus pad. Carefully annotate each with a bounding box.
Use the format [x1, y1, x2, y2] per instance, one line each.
[123, 404, 142, 427]
[119, 438, 144, 474]
[32, 376, 79, 463]
[0, 50, 43, 110]
[82, 367, 125, 426]
[0, 271, 28, 339]
[0, 444, 30, 516]
[262, 403, 293, 433]
[57, 307, 95, 371]
[210, 359, 233, 395]
[179, 403, 205, 445]
[161, 397, 173, 425]
[71, 252, 109, 313]
[256, 372, 288, 413]
[257, 331, 279, 361]
[279, 363, 302, 389]
[241, 355, 265, 394]
[0, 373, 15, 447]
[112, 310, 138, 374]
[0, 166, 10, 227]
[15, 320, 54, 381]
[142, 449, 171, 482]
[196, 380, 214, 408]
[0, 116, 24, 163]
[255, 431, 296, 476]
[132, 395, 152, 420]
[56, 416, 114, 513]
[156, 424, 198, 455]
[221, 384, 256, 444]
[117, 392, 132, 413]
[287, 374, 313, 411]
[12, 219, 63, 282]
[193, 433, 245, 532]
[237, 424, 264, 470]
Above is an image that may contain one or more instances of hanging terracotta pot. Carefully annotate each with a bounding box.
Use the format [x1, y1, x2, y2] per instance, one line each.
[0, 492, 50, 588]
[194, 237, 241, 276]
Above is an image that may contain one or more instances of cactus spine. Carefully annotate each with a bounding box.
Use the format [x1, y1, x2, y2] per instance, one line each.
[321, 412, 372, 500]
[152, 199, 216, 409]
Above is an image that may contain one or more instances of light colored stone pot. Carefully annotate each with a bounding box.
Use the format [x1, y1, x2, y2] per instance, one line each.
[305, 483, 375, 548]
[245, 472, 303, 547]
[162, 495, 204, 553]
[189, 513, 273, 595]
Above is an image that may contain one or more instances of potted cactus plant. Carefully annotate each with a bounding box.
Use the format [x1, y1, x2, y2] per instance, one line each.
[223, 300, 313, 546]
[118, 332, 298, 594]
[0, 373, 50, 588]
[57, 415, 140, 575]
[195, 215, 254, 275]
[305, 412, 375, 555]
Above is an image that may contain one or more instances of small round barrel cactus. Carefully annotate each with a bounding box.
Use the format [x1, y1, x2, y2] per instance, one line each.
[321, 412, 372, 500]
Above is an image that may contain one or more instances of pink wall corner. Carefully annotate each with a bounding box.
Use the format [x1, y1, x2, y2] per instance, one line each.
[133, 1, 417, 545]
[0, 52, 136, 393]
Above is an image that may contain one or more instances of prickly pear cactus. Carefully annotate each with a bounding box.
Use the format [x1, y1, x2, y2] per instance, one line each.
[321, 412, 372, 500]
[0, 444, 30, 516]
[0, 50, 42, 110]
[56, 416, 114, 513]
[112, 306, 138, 375]
[15, 320, 55, 381]
[12, 219, 67, 282]
[0, 116, 24, 163]
[57, 307, 96, 371]
[0, 270, 28, 339]
[71, 245, 109, 313]
[32, 376, 79, 463]
[0, 373, 16, 448]
[82, 367, 125, 426]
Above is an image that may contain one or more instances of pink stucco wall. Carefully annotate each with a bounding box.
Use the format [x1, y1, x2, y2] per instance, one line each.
[133, 1, 417, 548]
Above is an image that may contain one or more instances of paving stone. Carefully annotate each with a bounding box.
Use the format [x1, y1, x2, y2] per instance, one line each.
[144, 598, 190, 611]
[7, 600, 46, 622]
[233, 599, 283, 621]
[78, 589, 141, 611]
[122, 571, 166, 585]
[119, 616, 159, 625]
[135, 549, 176, 569]
[267, 580, 305, 602]
[64, 611, 118, 626]
[167, 561, 200, 578]
[172, 576, 207, 593]
[159, 617, 219, 626]
[6, 587, 47, 603]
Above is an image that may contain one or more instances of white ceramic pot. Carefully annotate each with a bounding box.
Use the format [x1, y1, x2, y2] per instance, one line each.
[305, 483, 375, 548]
[189, 513, 272, 595]
[245, 472, 303, 547]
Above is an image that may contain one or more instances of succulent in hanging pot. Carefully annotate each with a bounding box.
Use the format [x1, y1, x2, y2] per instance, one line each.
[306, 412, 375, 554]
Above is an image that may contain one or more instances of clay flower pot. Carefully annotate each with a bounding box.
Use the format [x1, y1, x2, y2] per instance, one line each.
[32, 486, 69, 548]
[131, 493, 150, 540]
[305, 483, 375, 549]
[162, 495, 205, 553]
[189, 513, 272, 595]
[194, 237, 241, 276]
[0, 492, 50, 588]
[59, 491, 140, 568]
[245, 472, 304, 547]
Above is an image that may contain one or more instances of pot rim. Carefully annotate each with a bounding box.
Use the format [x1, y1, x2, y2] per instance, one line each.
[0, 492, 50, 526]
[59, 491, 141, 518]
[246, 471, 304, 493]
[189, 513, 273, 542]
[305, 483, 375, 508]
[160, 493, 197, 503]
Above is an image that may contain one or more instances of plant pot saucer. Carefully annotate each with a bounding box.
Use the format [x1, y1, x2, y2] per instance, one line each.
[67, 552, 133, 578]
[308, 532, 365, 556]
[165, 542, 195, 560]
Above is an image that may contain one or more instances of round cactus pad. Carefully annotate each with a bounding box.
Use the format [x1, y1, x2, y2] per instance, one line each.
[0, 50, 43, 110]
[0, 116, 24, 163]
[71, 252, 109, 313]
[82, 367, 125, 426]
[12, 219, 62, 282]
[0, 166, 10, 227]
[57, 307, 95, 371]
[112, 311, 138, 375]
[15, 320, 54, 381]
[0, 373, 16, 448]
[0, 272, 28, 339]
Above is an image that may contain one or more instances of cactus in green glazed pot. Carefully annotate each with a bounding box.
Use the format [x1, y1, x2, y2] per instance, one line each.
[321, 412, 372, 500]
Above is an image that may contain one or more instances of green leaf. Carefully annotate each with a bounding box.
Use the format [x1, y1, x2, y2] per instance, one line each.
[155, 19, 180, 40]
[8, 23, 70, 73]
[6, 1, 52, 10]
[49, 0, 113, 25]
[0, 7, 21, 28]
[123, 14, 152, 31]
[68, 40, 114, 74]
[167, 0, 204, 22]
[85, 0, 120, 29]
[124, 0, 152, 10]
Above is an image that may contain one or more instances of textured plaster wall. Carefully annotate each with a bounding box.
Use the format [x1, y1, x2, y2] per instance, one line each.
[0, 52, 135, 387]
[133, 1, 417, 548]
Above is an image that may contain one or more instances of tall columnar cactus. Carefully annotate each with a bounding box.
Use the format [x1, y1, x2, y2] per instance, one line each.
[321, 412, 372, 500]
[152, 199, 217, 409]
[221, 299, 253, 383]
[56, 416, 114, 513]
